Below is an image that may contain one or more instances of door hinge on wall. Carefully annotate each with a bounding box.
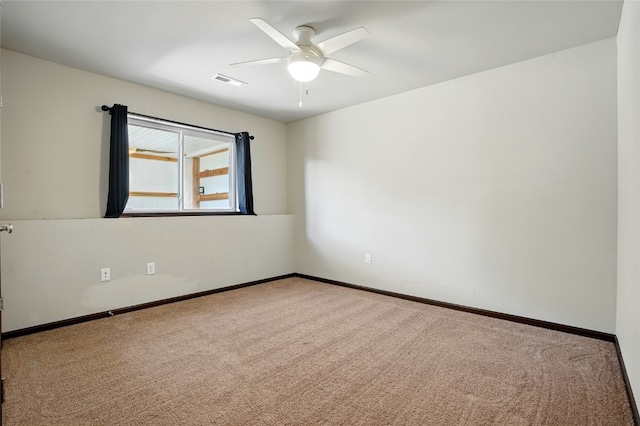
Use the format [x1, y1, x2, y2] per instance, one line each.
[0, 94, 3, 108]
[0, 297, 4, 312]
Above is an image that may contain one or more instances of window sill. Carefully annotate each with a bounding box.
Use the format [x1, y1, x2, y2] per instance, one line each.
[120, 211, 255, 218]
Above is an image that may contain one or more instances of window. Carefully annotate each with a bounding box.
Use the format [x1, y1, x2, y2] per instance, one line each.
[125, 115, 237, 213]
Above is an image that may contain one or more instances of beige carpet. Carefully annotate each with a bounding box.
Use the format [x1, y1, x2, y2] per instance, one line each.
[1, 277, 633, 425]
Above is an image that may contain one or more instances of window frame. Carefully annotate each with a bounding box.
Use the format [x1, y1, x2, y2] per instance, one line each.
[124, 114, 238, 216]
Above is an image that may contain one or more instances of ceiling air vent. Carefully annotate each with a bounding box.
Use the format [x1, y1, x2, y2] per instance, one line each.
[213, 74, 247, 87]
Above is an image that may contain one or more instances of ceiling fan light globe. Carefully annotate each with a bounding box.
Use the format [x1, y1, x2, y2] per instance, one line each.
[287, 54, 321, 82]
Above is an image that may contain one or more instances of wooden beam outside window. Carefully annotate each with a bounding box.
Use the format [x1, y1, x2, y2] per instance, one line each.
[197, 192, 229, 202]
[130, 152, 177, 162]
[200, 148, 229, 158]
[198, 167, 229, 179]
[193, 157, 201, 209]
[130, 191, 178, 198]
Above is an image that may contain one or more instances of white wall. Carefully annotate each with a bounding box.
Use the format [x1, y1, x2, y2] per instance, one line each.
[1, 216, 293, 332]
[288, 39, 618, 333]
[1, 50, 294, 332]
[617, 0, 640, 406]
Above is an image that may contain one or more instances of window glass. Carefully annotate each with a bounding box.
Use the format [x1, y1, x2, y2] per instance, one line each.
[125, 117, 236, 213]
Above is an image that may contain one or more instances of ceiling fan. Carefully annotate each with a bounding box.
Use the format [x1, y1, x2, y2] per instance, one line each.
[231, 18, 369, 83]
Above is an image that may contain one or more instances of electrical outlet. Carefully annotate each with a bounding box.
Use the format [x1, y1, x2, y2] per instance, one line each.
[100, 268, 111, 282]
[146, 262, 156, 275]
[365, 253, 372, 265]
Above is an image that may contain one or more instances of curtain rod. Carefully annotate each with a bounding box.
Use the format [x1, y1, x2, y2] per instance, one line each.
[100, 105, 254, 140]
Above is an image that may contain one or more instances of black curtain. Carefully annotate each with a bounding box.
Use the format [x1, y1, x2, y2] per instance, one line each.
[235, 132, 255, 215]
[105, 104, 130, 218]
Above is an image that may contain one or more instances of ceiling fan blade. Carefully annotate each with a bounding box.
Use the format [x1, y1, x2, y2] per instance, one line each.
[316, 27, 369, 56]
[321, 58, 369, 78]
[250, 18, 300, 51]
[230, 57, 287, 67]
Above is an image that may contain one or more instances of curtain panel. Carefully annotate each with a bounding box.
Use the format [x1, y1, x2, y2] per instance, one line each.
[104, 104, 129, 218]
[235, 132, 255, 215]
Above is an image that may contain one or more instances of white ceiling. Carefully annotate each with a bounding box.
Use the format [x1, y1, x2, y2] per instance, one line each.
[1, 1, 623, 123]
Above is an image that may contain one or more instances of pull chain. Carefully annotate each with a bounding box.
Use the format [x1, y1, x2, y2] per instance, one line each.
[296, 82, 311, 108]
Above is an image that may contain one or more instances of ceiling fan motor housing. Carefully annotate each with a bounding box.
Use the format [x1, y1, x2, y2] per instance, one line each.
[288, 26, 324, 83]
[292, 25, 316, 45]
